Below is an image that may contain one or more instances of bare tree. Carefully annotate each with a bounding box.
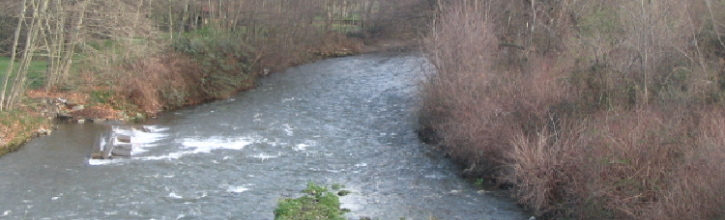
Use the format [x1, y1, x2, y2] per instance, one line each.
[0, 0, 27, 111]
[6, 0, 50, 110]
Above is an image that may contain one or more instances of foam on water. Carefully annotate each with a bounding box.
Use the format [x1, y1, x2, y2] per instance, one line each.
[293, 140, 316, 151]
[226, 185, 250, 193]
[88, 158, 127, 165]
[87, 126, 171, 165]
[251, 152, 280, 161]
[180, 136, 252, 151]
[143, 125, 168, 132]
[139, 136, 255, 161]
[113, 126, 169, 154]
[282, 124, 294, 136]
[168, 192, 182, 199]
[294, 143, 310, 151]
[89, 135, 255, 165]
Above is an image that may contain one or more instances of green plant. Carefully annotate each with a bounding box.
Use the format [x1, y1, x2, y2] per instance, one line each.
[89, 90, 114, 105]
[331, 183, 346, 190]
[474, 178, 484, 186]
[0, 57, 48, 91]
[337, 190, 351, 196]
[170, 30, 256, 100]
[274, 182, 346, 220]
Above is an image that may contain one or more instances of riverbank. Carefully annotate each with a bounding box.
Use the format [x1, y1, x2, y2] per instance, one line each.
[0, 37, 418, 158]
[0, 110, 51, 157]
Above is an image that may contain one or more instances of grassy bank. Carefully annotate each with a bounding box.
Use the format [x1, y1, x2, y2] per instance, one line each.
[421, 1, 725, 219]
[0, 58, 54, 157]
[0, 110, 50, 157]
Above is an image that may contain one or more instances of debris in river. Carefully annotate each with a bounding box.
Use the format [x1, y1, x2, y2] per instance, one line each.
[91, 126, 149, 159]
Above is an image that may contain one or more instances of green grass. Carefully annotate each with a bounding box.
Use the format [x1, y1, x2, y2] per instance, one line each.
[274, 183, 348, 220]
[0, 57, 48, 90]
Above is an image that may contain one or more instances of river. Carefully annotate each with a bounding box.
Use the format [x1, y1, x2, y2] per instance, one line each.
[0, 54, 527, 220]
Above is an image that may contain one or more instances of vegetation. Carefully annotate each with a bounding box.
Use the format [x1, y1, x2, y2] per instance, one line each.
[421, 1, 725, 219]
[0, 0, 431, 110]
[0, 0, 430, 154]
[0, 57, 46, 91]
[274, 183, 348, 220]
[0, 109, 50, 157]
[7, 0, 725, 219]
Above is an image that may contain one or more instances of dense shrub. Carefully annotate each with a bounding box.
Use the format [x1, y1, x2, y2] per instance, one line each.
[172, 31, 257, 99]
[421, 1, 725, 219]
[118, 52, 205, 113]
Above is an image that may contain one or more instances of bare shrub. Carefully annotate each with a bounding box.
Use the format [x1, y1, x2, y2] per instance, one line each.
[575, 110, 694, 219]
[503, 107, 725, 219]
[422, 1, 570, 176]
[421, 2, 505, 172]
[505, 125, 584, 216]
[423, 0, 725, 219]
[651, 109, 725, 220]
[117, 52, 203, 114]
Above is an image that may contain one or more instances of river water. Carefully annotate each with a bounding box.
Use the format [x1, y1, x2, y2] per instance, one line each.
[0, 54, 526, 220]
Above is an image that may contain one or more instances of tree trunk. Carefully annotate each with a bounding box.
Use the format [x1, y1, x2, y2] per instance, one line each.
[325, 0, 334, 33]
[180, 0, 189, 33]
[7, 0, 49, 110]
[43, 0, 64, 90]
[168, 0, 174, 39]
[0, 0, 28, 111]
[58, 0, 89, 84]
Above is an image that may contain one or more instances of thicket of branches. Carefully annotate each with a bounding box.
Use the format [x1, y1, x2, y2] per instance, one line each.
[423, 0, 725, 219]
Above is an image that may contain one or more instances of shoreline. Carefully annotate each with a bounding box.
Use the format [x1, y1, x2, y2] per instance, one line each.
[0, 39, 419, 159]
